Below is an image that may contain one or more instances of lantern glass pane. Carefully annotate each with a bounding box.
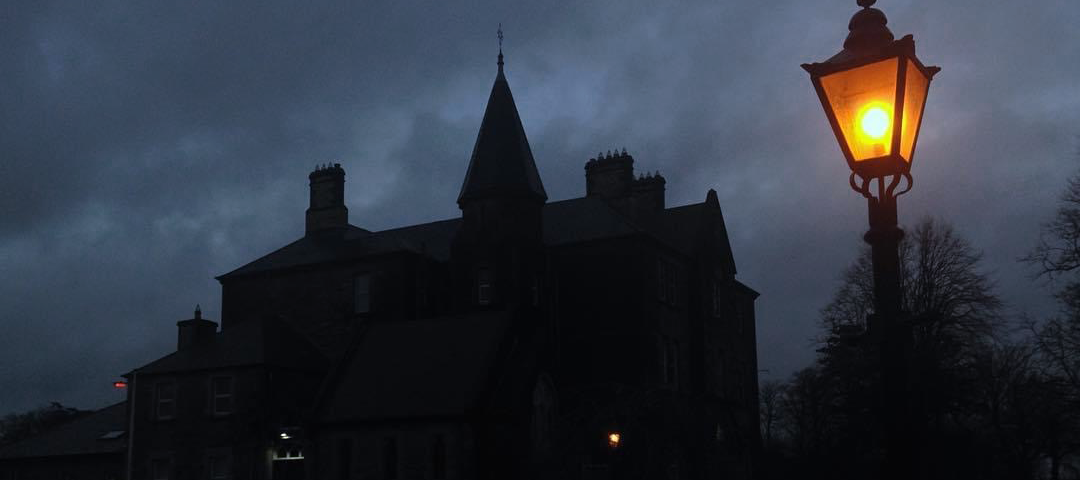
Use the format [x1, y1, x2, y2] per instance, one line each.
[820, 57, 899, 161]
[900, 60, 930, 162]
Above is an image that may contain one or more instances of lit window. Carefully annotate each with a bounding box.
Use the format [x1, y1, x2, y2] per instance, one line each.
[155, 382, 176, 420]
[207, 454, 231, 480]
[477, 268, 492, 306]
[354, 274, 371, 314]
[211, 377, 233, 416]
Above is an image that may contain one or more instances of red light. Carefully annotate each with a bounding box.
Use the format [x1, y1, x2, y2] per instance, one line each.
[113, 381, 127, 389]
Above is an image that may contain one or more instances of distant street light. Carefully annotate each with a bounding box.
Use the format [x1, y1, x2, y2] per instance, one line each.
[801, 0, 940, 478]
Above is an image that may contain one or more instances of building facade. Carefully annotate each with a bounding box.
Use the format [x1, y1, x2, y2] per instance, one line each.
[125, 51, 760, 480]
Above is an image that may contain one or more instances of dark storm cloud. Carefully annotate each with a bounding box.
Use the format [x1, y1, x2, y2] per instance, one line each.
[1, 0, 1077, 411]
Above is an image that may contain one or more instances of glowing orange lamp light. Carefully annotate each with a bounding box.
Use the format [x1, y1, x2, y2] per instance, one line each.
[802, 1, 939, 180]
[607, 432, 621, 449]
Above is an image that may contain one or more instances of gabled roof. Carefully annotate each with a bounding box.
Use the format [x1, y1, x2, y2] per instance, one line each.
[133, 316, 325, 375]
[457, 56, 546, 205]
[317, 312, 509, 422]
[0, 402, 126, 460]
[648, 190, 738, 274]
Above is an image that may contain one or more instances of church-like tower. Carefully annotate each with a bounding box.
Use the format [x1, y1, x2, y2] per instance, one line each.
[452, 47, 547, 312]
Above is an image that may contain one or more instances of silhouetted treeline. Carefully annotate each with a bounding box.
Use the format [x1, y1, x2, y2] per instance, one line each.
[758, 209, 1080, 480]
[0, 402, 88, 447]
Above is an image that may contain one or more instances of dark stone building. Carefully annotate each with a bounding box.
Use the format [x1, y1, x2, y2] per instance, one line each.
[124, 51, 760, 480]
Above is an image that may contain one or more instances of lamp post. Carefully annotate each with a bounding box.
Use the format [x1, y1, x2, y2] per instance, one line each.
[802, 0, 939, 477]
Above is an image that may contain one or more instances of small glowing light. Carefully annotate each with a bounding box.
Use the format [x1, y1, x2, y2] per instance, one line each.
[859, 106, 890, 139]
[280, 433, 291, 440]
[607, 432, 621, 449]
[113, 381, 127, 389]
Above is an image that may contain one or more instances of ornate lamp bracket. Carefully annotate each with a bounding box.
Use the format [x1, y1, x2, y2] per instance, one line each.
[849, 171, 912, 201]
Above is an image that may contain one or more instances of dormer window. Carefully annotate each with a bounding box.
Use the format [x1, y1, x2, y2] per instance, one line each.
[354, 274, 371, 314]
[477, 268, 492, 306]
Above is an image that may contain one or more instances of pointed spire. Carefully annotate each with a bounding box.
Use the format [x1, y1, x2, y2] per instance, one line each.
[497, 24, 504, 72]
[457, 38, 547, 207]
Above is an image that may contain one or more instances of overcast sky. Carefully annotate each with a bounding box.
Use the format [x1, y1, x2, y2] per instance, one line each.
[2, 0, 1077, 413]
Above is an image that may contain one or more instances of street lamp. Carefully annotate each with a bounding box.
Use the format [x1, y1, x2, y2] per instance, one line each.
[803, 0, 940, 186]
[802, 0, 939, 477]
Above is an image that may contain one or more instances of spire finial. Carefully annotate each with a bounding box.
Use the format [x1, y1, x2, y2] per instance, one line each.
[194, 304, 201, 320]
[857, 0, 876, 8]
[497, 24, 504, 71]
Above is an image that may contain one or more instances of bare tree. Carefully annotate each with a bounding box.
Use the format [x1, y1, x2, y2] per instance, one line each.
[759, 380, 786, 447]
[1024, 171, 1080, 392]
[822, 216, 1002, 344]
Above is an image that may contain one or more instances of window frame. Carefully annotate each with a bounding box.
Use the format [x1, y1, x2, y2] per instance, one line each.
[353, 273, 372, 314]
[431, 433, 447, 480]
[206, 452, 231, 480]
[477, 267, 492, 306]
[155, 381, 176, 421]
[150, 456, 171, 480]
[382, 436, 399, 480]
[210, 376, 234, 417]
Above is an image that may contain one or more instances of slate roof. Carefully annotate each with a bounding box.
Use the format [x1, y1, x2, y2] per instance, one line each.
[317, 312, 509, 422]
[218, 195, 735, 279]
[457, 56, 546, 205]
[0, 402, 126, 460]
[133, 316, 325, 375]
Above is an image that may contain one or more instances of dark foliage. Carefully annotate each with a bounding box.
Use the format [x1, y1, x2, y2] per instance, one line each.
[758, 217, 1080, 480]
[0, 402, 88, 447]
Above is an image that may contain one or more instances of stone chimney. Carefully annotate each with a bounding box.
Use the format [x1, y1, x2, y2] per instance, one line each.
[306, 163, 349, 235]
[177, 305, 218, 351]
[632, 171, 666, 213]
[585, 149, 634, 200]
[585, 149, 666, 218]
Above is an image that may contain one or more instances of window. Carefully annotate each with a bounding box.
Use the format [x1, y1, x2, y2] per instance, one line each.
[660, 339, 678, 386]
[211, 376, 233, 416]
[477, 268, 492, 306]
[337, 438, 352, 480]
[354, 274, 371, 314]
[155, 382, 176, 420]
[151, 458, 170, 480]
[382, 437, 398, 480]
[207, 454, 231, 480]
[711, 281, 722, 318]
[531, 275, 541, 307]
[657, 259, 678, 305]
[431, 434, 447, 479]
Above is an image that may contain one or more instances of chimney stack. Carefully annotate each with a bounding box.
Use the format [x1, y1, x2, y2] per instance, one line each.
[306, 163, 349, 235]
[632, 171, 666, 213]
[177, 305, 218, 351]
[585, 149, 634, 200]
